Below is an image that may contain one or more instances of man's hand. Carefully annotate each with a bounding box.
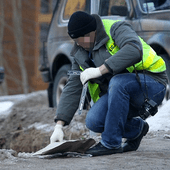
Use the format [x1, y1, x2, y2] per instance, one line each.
[80, 67, 102, 85]
[50, 124, 64, 143]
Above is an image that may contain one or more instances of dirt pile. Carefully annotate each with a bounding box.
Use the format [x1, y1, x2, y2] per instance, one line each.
[0, 91, 90, 153]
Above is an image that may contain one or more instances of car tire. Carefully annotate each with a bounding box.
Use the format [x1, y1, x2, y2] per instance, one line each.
[160, 54, 170, 100]
[53, 64, 71, 107]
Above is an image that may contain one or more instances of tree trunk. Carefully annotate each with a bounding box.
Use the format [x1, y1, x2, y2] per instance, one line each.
[0, 0, 8, 95]
[12, 0, 29, 94]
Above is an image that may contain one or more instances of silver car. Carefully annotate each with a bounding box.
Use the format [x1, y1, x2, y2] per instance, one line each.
[39, 0, 170, 107]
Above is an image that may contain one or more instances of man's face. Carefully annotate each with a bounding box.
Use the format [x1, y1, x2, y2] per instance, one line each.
[74, 31, 96, 51]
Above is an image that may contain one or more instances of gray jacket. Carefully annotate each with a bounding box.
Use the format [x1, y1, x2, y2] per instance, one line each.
[55, 14, 168, 125]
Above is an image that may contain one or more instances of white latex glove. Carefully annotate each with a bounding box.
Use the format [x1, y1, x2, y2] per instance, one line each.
[50, 124, 64, 143]
[80, 67, 102, 85]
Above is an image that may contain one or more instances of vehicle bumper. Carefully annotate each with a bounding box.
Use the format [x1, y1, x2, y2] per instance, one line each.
[41, 70, 51, 82]
[0, 67, 4, 84]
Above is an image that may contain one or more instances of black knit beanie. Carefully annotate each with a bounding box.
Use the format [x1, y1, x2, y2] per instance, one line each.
[68, 11, 97, 39]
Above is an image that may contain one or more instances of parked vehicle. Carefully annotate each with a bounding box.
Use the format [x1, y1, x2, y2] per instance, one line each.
[39, 0, 170, 107]
[0, 67, 4, 84]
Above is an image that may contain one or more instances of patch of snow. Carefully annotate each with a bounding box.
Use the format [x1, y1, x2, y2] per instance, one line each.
[0, 149, 18, 163]
[0, 101, 14, 117]
[28, 122, 54, 132]
[147, 100, 170, 132]
[18, 152, 34, 158]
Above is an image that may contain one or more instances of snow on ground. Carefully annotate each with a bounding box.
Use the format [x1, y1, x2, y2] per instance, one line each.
[0, 91, 170, 132]
[28, 122, 54, 132]
[0, 101, 13, 117]
[147, 100, 170, 132]
[0, 93, 28, 118]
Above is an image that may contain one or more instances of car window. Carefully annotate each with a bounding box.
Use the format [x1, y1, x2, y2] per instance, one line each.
[140, 0, 170, 12]
[99, 0, 127, 16]
[63, 0, 91, 20]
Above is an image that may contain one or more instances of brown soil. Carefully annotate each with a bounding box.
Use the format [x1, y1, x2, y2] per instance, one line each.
[0, 91, 90, 153]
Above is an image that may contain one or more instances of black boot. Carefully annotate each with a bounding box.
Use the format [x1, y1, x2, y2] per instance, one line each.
[85, 142, 123, 156]
[123, 122, 149, 152]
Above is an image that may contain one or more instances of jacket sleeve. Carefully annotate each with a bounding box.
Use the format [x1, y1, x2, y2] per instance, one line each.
[104, 21, 143, 75]
[55, 58, 83, 125]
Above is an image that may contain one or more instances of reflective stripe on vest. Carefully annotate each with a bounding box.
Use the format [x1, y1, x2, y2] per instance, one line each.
[80, 66, 100, 103]
[102, 19, 166, 73]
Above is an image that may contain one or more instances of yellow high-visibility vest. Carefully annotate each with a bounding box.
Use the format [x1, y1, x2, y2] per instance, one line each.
[102, 19, 166, 73]
[81, 19, 166, 103]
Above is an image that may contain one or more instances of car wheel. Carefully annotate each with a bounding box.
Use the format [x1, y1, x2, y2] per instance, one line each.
[53, 64, 71, 107]
[160, 54, 170, 100]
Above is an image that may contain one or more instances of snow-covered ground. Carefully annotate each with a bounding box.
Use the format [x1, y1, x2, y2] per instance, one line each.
[147, 100, 170, 132]
[0, 101, 13, 117]
[0, 93, 31, 118]
[0, 92, 170, 133]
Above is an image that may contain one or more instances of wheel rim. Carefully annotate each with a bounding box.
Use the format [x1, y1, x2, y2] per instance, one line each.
[56, 76, 68, 106]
